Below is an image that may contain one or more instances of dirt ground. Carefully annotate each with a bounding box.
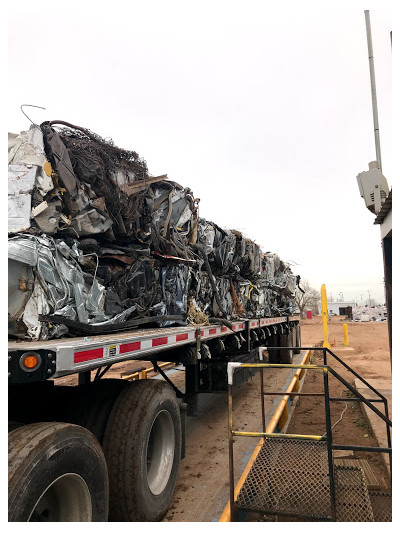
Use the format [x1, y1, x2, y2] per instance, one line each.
[287, 316, 391, 490]
[300, 315, 391, 381]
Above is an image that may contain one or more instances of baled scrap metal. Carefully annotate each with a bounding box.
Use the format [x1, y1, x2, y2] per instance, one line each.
[8, 235, 190, 340]
[232, 230, 261, 280]
[353, 306, 387, 322]
[8, 121, 297, 340]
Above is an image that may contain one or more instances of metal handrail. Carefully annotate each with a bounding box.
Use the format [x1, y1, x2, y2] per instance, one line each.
[324, 347, 392, 453]
[238, 361, 391, 428]
[227, 351, 392, 522]
[263, 346, 388, 403]
[325, 348, 387, 401]
[264, 346, 392, 452]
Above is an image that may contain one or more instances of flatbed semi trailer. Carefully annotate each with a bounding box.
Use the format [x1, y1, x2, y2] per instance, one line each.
[8, 316, 300, 522]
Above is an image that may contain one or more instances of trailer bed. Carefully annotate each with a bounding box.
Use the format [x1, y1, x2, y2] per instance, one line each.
[9, 317, 294, 379]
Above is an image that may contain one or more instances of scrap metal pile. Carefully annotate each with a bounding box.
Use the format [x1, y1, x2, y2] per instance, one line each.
[353, 306, 387, 322]
[8, 121, 297, 340]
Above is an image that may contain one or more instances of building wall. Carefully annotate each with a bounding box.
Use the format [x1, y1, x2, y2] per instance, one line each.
[317, 302, 356, 316]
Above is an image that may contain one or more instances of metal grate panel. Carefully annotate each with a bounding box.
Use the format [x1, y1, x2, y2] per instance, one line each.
[333, 465, 374, 522]
[334, 458, 380, 489]
[235, 438, 385, 522]
[236, 438, 332, 520]
[368, 490, 392, 522]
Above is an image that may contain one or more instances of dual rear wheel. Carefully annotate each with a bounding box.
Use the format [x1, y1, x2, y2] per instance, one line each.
[8, 380, 181, 522]
[267, 324, 301, 363]
[8, 422, 109, 522]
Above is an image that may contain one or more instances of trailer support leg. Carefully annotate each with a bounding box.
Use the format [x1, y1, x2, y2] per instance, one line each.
[78, 371, 91, 385]
[185, 363, 199, 416]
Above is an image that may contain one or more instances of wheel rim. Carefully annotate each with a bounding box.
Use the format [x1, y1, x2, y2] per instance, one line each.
[146, 410, 175, 496]
[29, 473, 92, 522]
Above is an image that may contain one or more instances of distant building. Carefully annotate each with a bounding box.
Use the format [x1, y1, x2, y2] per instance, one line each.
[318, 301, 356, 317]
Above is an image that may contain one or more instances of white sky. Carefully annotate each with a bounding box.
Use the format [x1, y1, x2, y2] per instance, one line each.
[7, 0, 393, 305]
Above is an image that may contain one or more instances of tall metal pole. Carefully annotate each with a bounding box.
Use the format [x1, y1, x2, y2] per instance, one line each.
[364, 10, 382, 172]
[321, 285, 331, 349]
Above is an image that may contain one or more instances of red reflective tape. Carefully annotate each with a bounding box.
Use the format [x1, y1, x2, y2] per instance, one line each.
[74, 348, 103, 364]
[209, 328, 217, 335]
[221, 326, 227, 332]
[152, 337, 168, 347]
[201, 331, 204, 336]
[239, 324, 244, 329]
[176, 333, 188, 342]
[120, 341, 141, 354]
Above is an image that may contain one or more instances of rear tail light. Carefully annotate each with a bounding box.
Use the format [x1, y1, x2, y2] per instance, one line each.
[19, 352, 42, 372]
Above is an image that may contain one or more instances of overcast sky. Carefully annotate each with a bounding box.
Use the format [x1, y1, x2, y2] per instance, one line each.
[8, 0, 393, 305]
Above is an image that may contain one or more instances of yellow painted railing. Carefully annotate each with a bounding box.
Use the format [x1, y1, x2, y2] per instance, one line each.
[219, 349, 311, 522]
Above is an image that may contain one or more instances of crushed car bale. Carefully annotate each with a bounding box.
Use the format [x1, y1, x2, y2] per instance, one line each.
[8, 121, 298, 340]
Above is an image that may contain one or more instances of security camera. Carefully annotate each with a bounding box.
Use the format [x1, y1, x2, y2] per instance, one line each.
[356, 161, 389, 214]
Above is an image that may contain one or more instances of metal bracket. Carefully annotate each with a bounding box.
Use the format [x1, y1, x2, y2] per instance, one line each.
[200, 343, 212, 359]
[153, 362, 184, 398]
[94, 364, 112, 381]
[196, 327, 201, 360]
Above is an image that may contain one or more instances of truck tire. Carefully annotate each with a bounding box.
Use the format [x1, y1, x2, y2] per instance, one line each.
[8, 422, 109, 522]
[8, 421, 23, 432]
[293, 325, 301, 354]
[279, 331, 293, 364]
[103, 380, 181, 521]
[69, 379, 130, 444]
[267, 332, 280, 363]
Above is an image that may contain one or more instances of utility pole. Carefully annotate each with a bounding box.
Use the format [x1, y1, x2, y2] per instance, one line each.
[362, 11, 392, 365]
[365, 10, 382, 172]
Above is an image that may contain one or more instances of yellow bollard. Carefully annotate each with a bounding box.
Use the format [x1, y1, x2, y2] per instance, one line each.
[321, 284, 331, 348]
[343, 324, 349, 346]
